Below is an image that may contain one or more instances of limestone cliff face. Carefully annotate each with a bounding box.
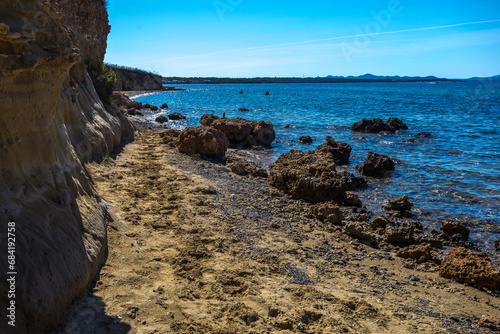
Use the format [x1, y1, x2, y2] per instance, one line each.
[0, 0, 132, 333]
[111, 65, 163, 91]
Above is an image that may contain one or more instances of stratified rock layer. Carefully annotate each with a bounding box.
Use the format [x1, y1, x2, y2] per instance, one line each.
[0, 1, 132, 332]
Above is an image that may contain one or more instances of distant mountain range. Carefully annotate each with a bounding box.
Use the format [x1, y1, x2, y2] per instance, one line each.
[325, 74, 444, 81]
[465, 75, 500, 81]
[324, 73, 500, 81]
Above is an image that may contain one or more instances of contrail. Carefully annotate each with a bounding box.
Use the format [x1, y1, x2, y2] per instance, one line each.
[132, 19, 500, 65]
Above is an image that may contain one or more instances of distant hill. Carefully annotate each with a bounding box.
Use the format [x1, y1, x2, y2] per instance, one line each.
[326, 73, 443, 81]
[466, 75, 500, 81]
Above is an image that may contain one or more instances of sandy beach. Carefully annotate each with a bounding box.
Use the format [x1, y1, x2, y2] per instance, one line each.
[48, 118, 500, 334]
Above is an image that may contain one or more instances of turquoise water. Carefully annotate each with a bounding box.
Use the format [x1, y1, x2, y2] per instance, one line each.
[133, 81, 500, 248]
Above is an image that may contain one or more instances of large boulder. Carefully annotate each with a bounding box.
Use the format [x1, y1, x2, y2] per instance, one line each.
[440, 248, 500, 290]
[315, 136, 352, 165]
[269, 149, 362, 203]
[351, 118, 408, 133]
[176, 126, 229, 157]
[356, 152, 395, 176]
[200, 114, 275, 147]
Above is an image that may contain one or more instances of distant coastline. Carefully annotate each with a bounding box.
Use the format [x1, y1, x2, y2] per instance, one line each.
[163, 77, 462, 85]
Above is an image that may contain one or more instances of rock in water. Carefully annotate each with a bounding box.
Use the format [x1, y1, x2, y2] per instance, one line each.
[168, 112, 187, 120]
[161, 103, 169, 109]
[200, 114, 275, 147]
[315, 136, 352, 165]
[440, 247, 500, 290]
[155, 115, 169, 123]
[441, 221, 470, 241]
[383, 195, 414, 217]
[299, 136, 313, 144]
[351, 118, 408, 133]
[176, 126, 229, 157]
[269, 149, 361, 203]
[356, 152, 395, 176]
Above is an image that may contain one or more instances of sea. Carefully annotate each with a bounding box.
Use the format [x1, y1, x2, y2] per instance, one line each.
[132, 81, 500, 251]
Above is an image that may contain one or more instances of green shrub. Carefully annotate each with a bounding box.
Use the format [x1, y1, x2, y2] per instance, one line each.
[85, 60, 116, 103]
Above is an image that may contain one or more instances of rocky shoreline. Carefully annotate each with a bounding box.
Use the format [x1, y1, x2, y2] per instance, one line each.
[49, 115, 500, 333]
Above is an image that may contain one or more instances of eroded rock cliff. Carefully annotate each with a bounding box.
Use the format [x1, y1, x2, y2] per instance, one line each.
[110, 65, 163, 91]
[0, 0, 132, 333]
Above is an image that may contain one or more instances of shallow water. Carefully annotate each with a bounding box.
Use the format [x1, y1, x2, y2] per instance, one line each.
[133, 81, 500, 249]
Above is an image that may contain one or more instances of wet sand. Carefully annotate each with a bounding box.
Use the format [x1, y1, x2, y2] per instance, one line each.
[52, 121, 500, 333]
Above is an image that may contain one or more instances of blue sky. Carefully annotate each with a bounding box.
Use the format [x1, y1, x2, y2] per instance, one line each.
[104, 0, 500, 78]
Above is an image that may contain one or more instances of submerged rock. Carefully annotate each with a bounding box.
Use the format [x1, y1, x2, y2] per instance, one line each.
[176, 126, 229, 157]
[239, 107, 250, 112]
[439, 247, 500, 290]
[351, 118, 408, 133]
[356, 152, 395, 176]
[315, 136, 351, 165]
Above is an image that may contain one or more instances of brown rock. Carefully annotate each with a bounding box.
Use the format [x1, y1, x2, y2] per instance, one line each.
[168, 112, 187, 120]
[478, 318, 500, 332]
[239, 107, 250, 111]
[176, 126, 229, 157]
[356, 152, 395, 177]
[269, 149, 350, 203]
[299, 136, 313, 144]
[228, 161, 268, 178]
[200, 114, 221, 127]
[344, 191, 362, 207]
[441, 221, 470, 240]
[200, 114, 275, 147]
[385, 223, 415, 245]
[397, 244, 434, 263]
[351, 118, 408, 133]
[383, 195, 413, 217]
[161, 103, 169, 109]
[155, 115, 169, 123]
[439, 247, 500, 290]
[311, 202, 343, 224]
[315, 136, 352, 165]
[251, 120, 276, 147]
[160, 129, 181, 146]
[343, 222, 375, 243]
[370, 215, 391, 230]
